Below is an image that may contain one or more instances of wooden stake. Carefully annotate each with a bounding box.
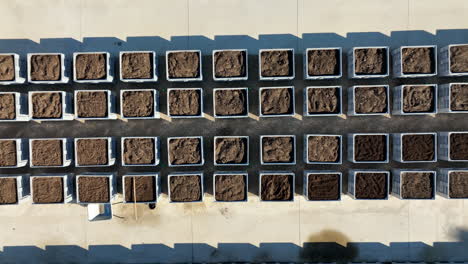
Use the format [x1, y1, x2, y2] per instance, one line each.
[133, 177, 138, 221]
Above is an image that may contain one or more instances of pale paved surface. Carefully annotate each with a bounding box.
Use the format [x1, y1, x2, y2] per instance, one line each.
[1, 0, 468, 263]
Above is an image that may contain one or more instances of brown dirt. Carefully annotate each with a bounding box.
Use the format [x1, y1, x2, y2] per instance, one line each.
[307, 49, 340, 76]
[76, 139, 108, 166]
[0, 93, 15, 120]
[261, 174, 293, 201]
[450, 133, 468, 160]
[123, 138, 155, 165]
[450, 84, 468, 111]
[214, 89, 247, 116]
[78, 176, 110, 203]
[121, 52, 153, 79]
[402, 47, 435, 74]
[307, 87, 339, 114]
[124, 176, 156, 202]
[0, 140, 17, 167]
[76, 91, 108, 118]
[402, 134, 435, 161]
[450, 45, 468, 73]
[307, 173, 340, 200]
[449, 171, 468, 198]
[0, 178, 17, 204]
[169, 175, 202, 202]
[167, 51, 200, 79]
[402, 85, 434, 113]
[168, 89, 201, 116]
[30, 54, 61, 81]
[401, 172, 434, 199]
[0, 55, 15, 81]
[354, 48, 387, 75]
[354, 86, 387, 114]
[262, 136, 294, 163]
[260, 50, 293, 77]
[168, 137, 201, 165]
[31, 92, 62, 119]
[354, 135, 386, 162]
[32, 177, 64, 203]
[308, 136, 340, 163]
[75, 53, 107, 80]
[122, 90, 154, 118]
[214, 50, 246, 78]
[215, 174, 246, 201]
[31, 139, 63, 166]
[354, 172, 387, 199]
[261, 88, 293, 115]
[215, 137, 247, 164]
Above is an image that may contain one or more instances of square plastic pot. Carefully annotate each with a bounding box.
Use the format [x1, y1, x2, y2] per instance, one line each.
[122, 173, 160, 204]
[121, 136, 160, 166]
[74, 137, 116, 167]
[167, 136, 205, 167]
[0, 53, 25, 85]
[213, 172, 248, 202]
[259, 171, 295, 202]
[304, 134, 342, 164]
[304, 47, 342, 80]
[0, 138, 28, 168]
[440, 44, 468, 76]
[28, 91, 74, 121]
[119, 51, 158, 82]
[73, 52, 113, 83]
[0, 175, 26, 205]
[213, 136, 249, 166]
[258, 48, 295, 81]
[166, 50, 203, 82]
[74, 90, 117, 120]
[348, 46, 390, 79]
[120, 89, 159, 119]
[259, 86, 295, 118]
[30, 174, 73, 204]
[439, 83, 468, 113]
[303, 171, 342, 201]
[347, 133, 389, 163]
[212, 49, 248, 81]
[213, 87, 249, 118]
[348, 170, 390, 200]
[29, 138, 72, 168]
[260, 135, 296, 165]
[393, 132, 438, 163]
[439, 132, 468, 161]
[437, 168, 468, 199]
[0, 92, 28, 122]
[392, 45, 437, 78]
[347, 85, 390, 116]
[303, 86, 342, 117]
[76, 173, 116, 205]
[27, 53, 68, 84]
[167, 88, 203, 118]
[391, 169, 436, 200]
[392, 85, 438, 115]
[167, 172, 204, 203]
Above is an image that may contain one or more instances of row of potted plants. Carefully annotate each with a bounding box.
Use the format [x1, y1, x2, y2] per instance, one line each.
[0, 168, 466, 207]
[0, 44, 466, 85]
[0, 132, 466, 169]
[1, 83, 467, 122]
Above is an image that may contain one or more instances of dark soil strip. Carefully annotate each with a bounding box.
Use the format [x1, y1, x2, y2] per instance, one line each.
[261, 174, 293, 201]
[307, 173, 340, 201]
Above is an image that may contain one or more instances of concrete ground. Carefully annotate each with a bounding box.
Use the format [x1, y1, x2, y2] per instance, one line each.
[1, 0, 468, 263]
